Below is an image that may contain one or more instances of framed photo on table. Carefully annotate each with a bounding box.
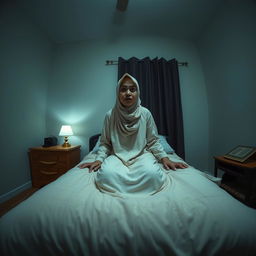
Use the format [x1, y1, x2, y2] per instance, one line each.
[224, 145, 256, 162]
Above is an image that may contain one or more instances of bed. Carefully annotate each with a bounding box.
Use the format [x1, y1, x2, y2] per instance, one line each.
[0, 134, 256, 256]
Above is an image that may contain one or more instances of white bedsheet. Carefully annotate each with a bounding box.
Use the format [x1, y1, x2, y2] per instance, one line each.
[1, 153, 256, 256]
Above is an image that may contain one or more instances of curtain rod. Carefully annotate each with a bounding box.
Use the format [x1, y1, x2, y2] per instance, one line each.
[105, 60, 188, 67]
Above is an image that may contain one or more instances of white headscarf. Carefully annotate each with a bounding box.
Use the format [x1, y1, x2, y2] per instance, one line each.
[112, 73, 142, 136]
[97, 73, 166, 164]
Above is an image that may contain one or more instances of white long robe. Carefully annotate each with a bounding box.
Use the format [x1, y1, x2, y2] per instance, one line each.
[95, 107, 169, 196]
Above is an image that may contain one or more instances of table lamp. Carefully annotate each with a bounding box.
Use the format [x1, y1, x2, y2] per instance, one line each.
[59, 125, 73, 147]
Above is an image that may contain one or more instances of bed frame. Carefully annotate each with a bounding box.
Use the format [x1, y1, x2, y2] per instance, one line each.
[89, 133, 101, 151]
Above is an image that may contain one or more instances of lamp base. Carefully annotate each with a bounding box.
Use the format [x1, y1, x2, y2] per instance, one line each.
[62, 136, 71, 147]
[62, 142, 71, 147]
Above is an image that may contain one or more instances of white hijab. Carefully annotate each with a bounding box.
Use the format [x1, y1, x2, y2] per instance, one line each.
[110, 73, 145, 163]
[112, 73, 142, 136]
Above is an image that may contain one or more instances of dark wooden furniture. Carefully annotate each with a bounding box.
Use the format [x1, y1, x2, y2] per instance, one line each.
[29, 145, 81, 188]
[214, 155, 256, 208]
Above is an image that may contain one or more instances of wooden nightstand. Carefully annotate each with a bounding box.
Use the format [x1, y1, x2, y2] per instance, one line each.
[29, 145, 81, 188]
[214, 156, 256, 208]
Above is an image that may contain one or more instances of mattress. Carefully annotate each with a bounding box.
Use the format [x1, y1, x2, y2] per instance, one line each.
[0, 152, 256, 256]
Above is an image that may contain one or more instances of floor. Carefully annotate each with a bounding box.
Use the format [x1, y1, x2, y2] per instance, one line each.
[0, 187, 38, 217]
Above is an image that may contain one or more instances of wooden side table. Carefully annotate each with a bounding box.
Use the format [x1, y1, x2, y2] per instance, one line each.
[29, 145, 81, 188]
[214, 156, 256, 208]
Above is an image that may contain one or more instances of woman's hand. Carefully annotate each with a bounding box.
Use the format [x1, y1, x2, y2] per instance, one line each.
[78, 160, 102, 172]
[161, 157, 188, 171]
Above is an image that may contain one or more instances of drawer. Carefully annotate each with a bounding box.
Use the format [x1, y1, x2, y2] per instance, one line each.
[32, 171, 61, 187]
[31, 162, 67, 174]
[30, 151, 68, 163]
[31, 164, 67, 187]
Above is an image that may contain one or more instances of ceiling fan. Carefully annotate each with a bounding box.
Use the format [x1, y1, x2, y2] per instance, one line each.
[116, 0, 129, 12]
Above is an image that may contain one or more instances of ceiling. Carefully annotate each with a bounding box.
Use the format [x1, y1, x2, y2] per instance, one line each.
[15, 0, 224, 44]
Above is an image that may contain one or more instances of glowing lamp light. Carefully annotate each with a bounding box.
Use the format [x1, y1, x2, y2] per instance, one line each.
[59, 125, 73, 147]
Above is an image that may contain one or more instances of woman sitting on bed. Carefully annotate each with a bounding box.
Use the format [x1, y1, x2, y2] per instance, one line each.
[79, 73, 187, 195]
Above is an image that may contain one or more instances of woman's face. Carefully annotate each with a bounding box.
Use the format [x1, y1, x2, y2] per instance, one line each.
[119, 77, 138, 107]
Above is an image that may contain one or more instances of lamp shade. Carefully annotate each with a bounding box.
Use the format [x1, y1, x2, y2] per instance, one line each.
[59, 125, 73, 136]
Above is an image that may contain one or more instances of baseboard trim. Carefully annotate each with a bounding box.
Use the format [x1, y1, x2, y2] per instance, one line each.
[0, 181, 32, 204]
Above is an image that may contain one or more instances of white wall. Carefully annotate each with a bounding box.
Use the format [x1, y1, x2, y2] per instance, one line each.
[46, 36, 210, 171]
[197, 0, 256, 172]
[0, 2, 52, 197]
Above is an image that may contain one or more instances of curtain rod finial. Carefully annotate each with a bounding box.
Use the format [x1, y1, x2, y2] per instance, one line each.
[106, 60, 114, 65]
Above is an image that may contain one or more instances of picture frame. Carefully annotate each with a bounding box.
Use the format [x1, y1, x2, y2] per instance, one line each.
[224, 145, 256, 162]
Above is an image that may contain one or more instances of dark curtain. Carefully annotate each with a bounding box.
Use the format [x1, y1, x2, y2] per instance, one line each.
[118, 57, 185, 159]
